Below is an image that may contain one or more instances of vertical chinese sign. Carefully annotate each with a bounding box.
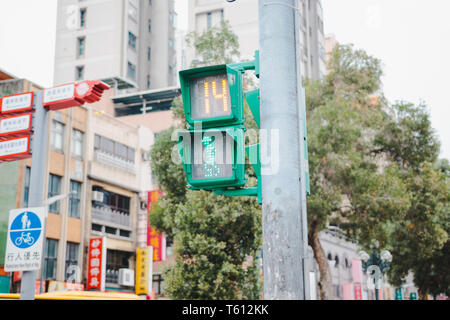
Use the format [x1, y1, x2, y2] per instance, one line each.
[86, 237, 106, 291]
[135, 246, 153, 296]
[147, 190, 166, 262]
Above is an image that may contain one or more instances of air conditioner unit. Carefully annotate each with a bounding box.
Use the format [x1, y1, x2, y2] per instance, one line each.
[92, 191, 104, 202]
[118, 268, 135, 287]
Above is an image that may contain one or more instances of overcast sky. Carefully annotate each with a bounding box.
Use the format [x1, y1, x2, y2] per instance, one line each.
[0, 0, 448, 160]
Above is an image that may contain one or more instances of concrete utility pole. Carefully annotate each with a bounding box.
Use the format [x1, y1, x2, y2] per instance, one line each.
[20, 91, 49, 300]
[259, 0, 308, 299]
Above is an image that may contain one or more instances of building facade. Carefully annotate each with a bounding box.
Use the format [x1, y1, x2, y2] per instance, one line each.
[54, 0, 177, 91]
[186, 0, 326, 79]
[0, 69, 161, 292]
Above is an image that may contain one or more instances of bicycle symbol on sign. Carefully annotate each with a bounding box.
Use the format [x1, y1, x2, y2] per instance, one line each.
[14, 232, 35, 247]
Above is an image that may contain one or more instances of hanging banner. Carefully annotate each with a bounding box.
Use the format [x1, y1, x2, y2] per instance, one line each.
[86, 237, 106, 291]
[148, 227, 166, 262]
[135, 246, 153, 296]
[147, 190, 166, 262]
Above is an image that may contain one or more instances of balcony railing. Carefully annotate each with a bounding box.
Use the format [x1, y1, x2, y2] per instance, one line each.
[91, 205, 131, 228]
[94, 150, 136, 174]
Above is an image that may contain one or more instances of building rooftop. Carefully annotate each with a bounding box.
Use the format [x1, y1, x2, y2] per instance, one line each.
[111, 86, 181, 117]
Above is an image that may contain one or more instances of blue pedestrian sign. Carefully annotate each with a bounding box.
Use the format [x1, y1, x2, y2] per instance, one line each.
[4, 207, 46, 272]
[10, 211, 42, 249]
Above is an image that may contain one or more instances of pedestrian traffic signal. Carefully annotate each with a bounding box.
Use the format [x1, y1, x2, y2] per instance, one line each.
[178, 53, 261, 196]
[179, 64, 245, 129]
[177, 126, 246, 190]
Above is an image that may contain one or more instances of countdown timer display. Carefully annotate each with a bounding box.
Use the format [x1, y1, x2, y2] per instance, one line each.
[190, 131, 233, 180]
[189, 74, 232, 120]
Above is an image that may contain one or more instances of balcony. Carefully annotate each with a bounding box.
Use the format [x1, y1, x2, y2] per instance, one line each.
[94, 150, 136, 175]
[91, 205, 131, 228]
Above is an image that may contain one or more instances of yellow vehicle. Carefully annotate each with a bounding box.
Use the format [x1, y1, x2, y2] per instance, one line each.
[0, 290, 143, 300]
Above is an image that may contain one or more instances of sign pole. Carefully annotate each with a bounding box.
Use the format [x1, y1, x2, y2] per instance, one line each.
[258, 0, 307, 299]
[20, 91, 49, 300]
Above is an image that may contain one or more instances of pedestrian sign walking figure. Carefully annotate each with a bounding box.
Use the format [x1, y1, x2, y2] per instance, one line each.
[10, 211, 41, 249]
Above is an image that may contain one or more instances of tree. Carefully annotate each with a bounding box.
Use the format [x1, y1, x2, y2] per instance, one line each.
[149, 21, 262, 300]
[375, 102, 449, 299]
[186, 20, 240, 68]
[304, 44, 410, 299]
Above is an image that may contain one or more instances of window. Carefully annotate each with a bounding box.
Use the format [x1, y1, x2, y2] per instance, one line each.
[80, 8, 87, 28]
[103, 191, 130, 214]
[50, 120, 65, 152]
[344, 257, 350, 269]
[169, 12, 176, 27]
[120, 230, 131, 238]
[153, 274, 164, 295]
[127, 61, 136, 80]
[148, 19, 152, 33]
[127, 146, 135, 162]
[115, 142, 128, 160]
[106, 250, 131, 284]
[43, 239, 58, 280]
[221, 9, 224, 21]
[207, 12, 212, 29]
[147, 75, 151, 89]
[334, 255, 339, 268]
[71, 129, 84, 158]
[105, 226, 117, 235]
[94, 134, 135, 164]
[76, 66, 84, 81]
[23, 167, 31, 207]
[128, 31, 137, 50]
[65, 242, 79, 281]
[69, 181, 82, 218]
[147, 47, 151, 61]
[48, 174, 62, 213]
[92, 223, 102, 232]
[77, 37, 85, 57]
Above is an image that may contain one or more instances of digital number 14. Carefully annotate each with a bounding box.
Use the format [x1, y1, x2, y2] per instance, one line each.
[203, 80, 228, 114]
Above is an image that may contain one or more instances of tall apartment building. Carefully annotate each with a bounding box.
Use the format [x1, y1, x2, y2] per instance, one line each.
[54, 0, 177, 91]
[186, 0, 326, 79]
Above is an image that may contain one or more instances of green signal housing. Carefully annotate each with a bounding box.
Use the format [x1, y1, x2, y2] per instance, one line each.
[179, 64, 245, 129]
[177, 126, 247, 190]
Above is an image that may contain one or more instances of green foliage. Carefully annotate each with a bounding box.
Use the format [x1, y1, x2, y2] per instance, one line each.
[304, 44, 410, 299]
[374, 101, 440, 170]
[305, 44, 408, 247]
[372, 97, 449, 298]
[150, 127, 186, 200]
[164, 190, 261, 300]
[186, 20, 240, 68]
[326, 44, 383, 105]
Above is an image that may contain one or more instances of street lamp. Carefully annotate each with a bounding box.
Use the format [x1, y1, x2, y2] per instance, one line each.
[359, 245, 392, 300]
